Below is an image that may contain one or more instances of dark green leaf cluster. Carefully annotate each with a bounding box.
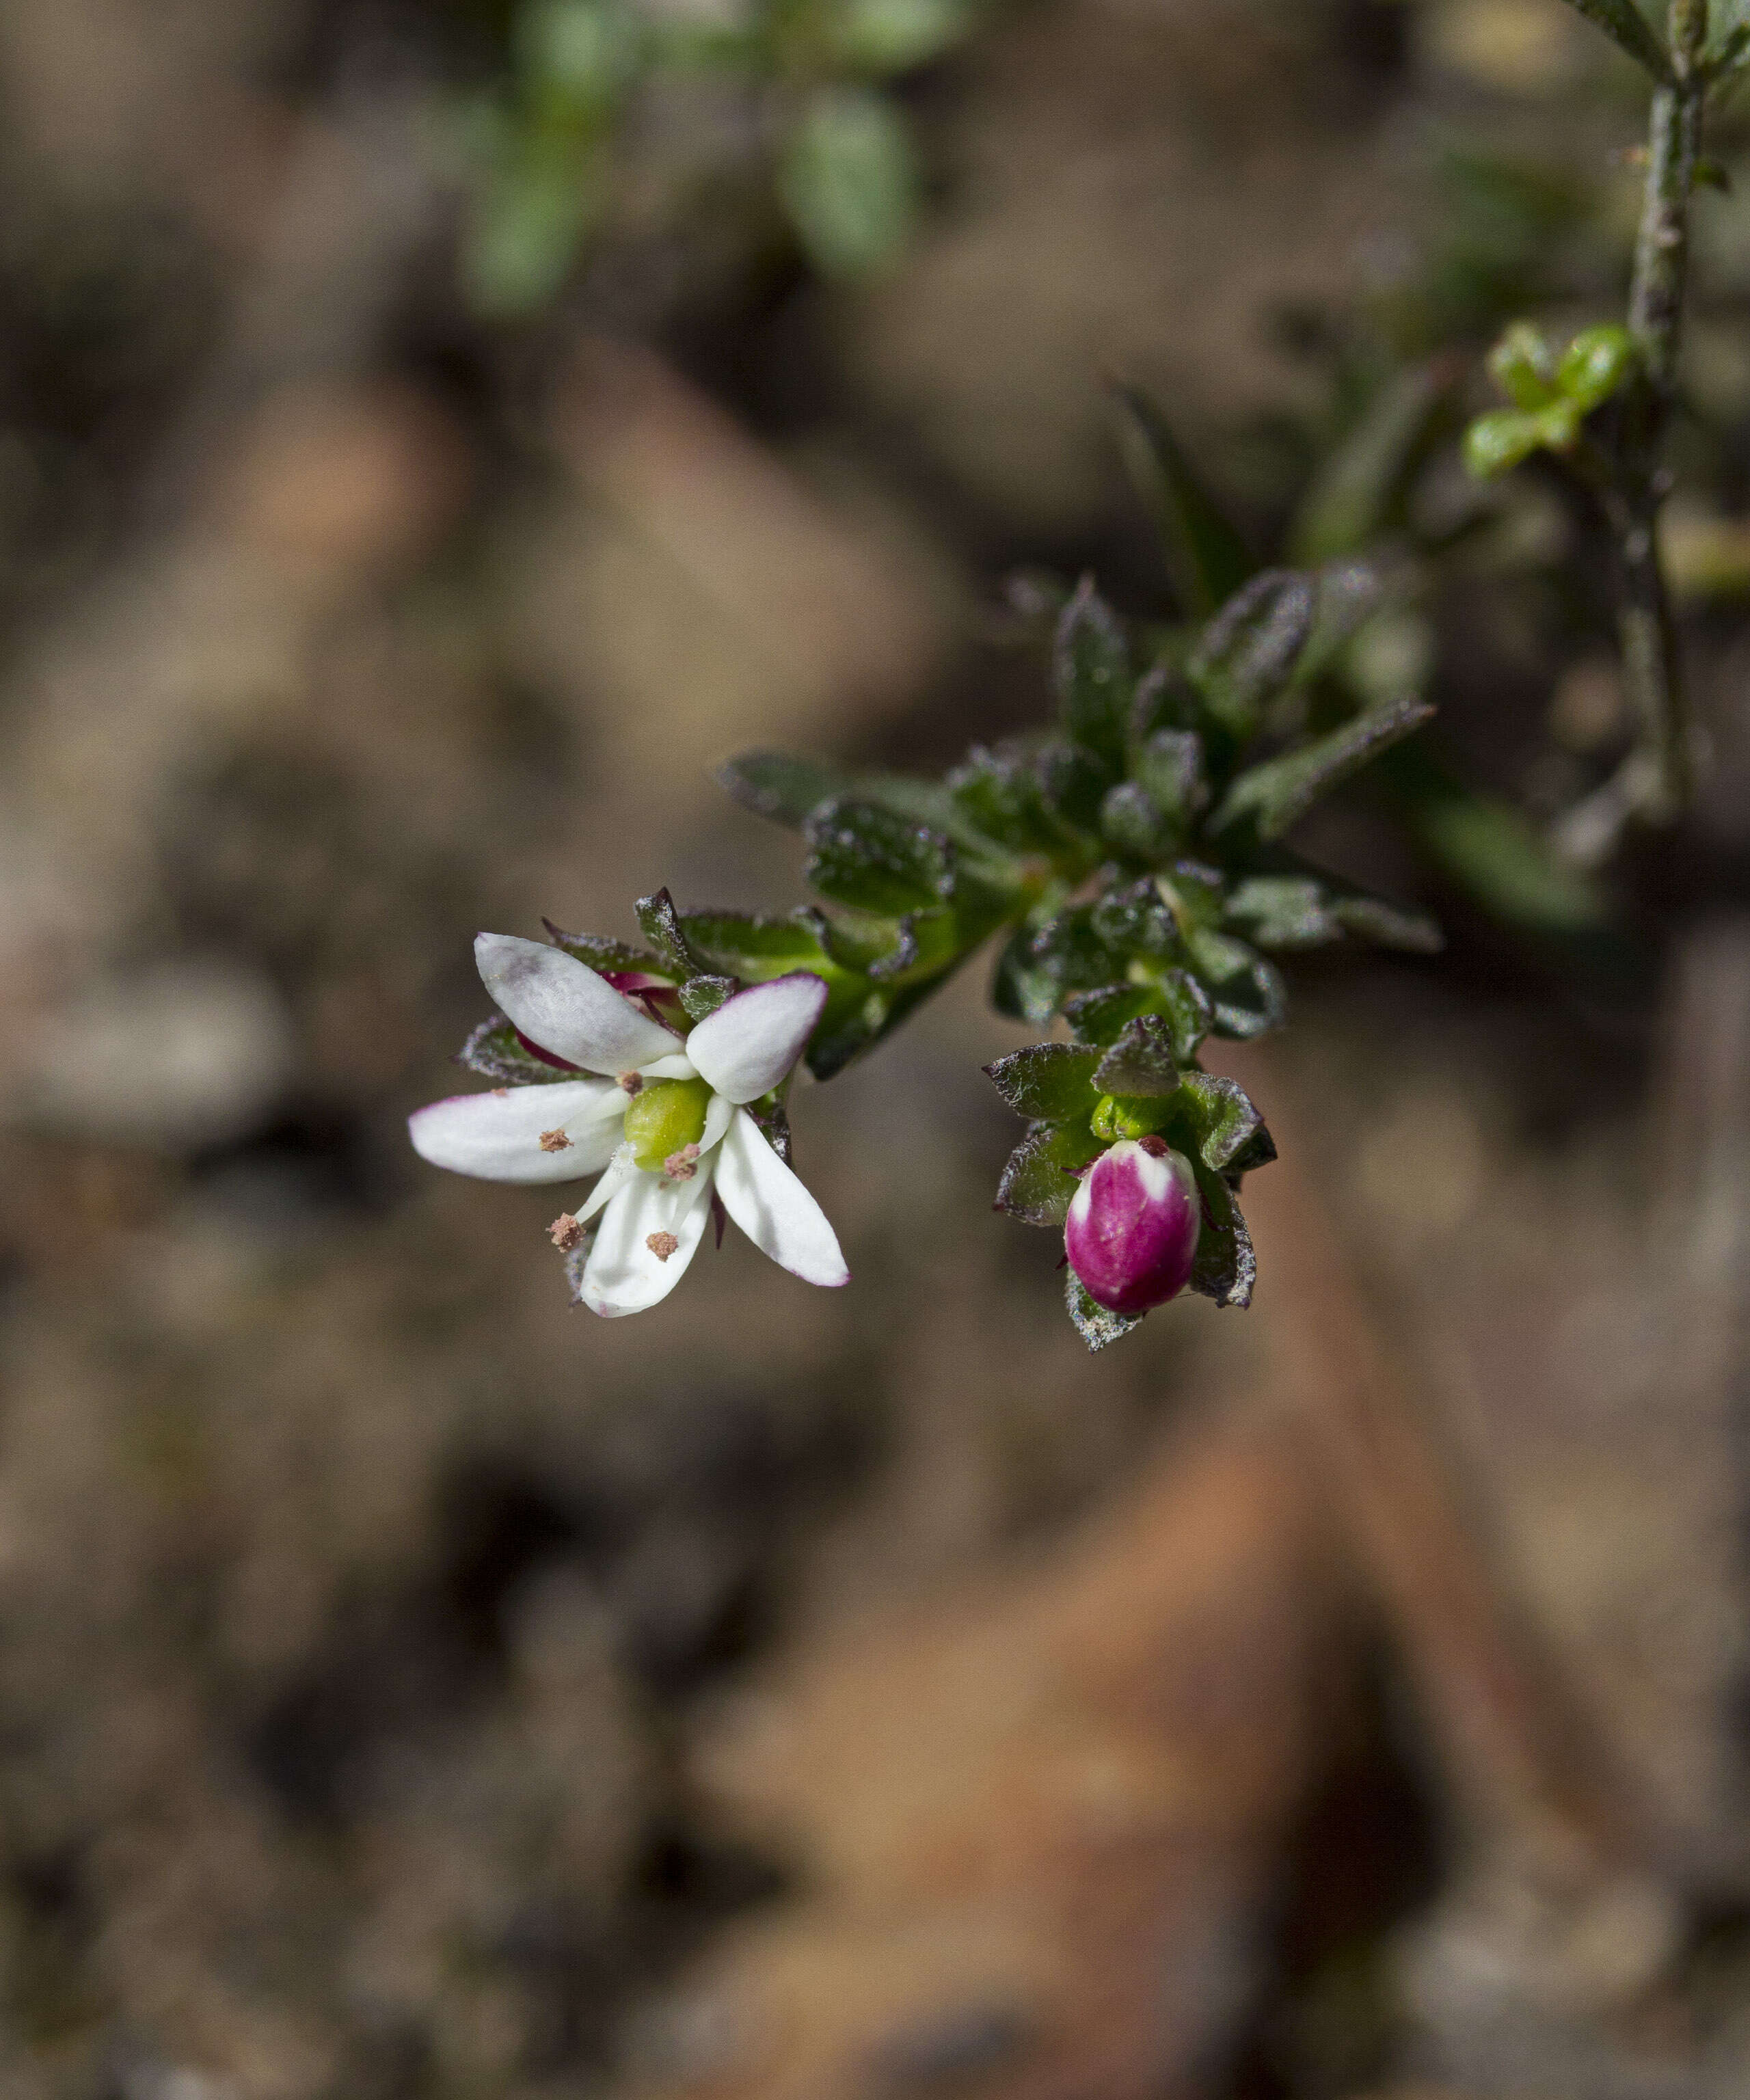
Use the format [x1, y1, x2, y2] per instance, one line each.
[985, 1023, 1271, 1330]
[714, 562, 1435, 1345]
[725, 569, 1436, 1086]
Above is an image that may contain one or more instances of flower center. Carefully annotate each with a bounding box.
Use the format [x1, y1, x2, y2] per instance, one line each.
[623, 1077, 712, 1171]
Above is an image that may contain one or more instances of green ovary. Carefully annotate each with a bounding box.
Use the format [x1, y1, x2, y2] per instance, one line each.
[624, 1077, 712, 1170]
[1090, 1092, 1172, 1143]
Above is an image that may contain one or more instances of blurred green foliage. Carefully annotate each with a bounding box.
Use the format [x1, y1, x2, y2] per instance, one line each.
[459, 0, 979, 312]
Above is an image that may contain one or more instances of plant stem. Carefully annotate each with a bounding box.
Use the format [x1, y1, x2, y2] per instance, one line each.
[1556, 8, 1704, 866]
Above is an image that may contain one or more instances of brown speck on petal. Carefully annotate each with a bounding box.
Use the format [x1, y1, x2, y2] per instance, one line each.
[492, 1088, 510, 1099]
[663, 1142, 701, 1181]
[646, 1230, 680, 1262]
[548, 1213, 585, 1252]
[539, 1128, 573, 1153]
[617, 1071, 643, 1094]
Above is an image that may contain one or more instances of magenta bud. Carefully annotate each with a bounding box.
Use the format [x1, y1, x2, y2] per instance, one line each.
[1064, 1137, 1200, 1315]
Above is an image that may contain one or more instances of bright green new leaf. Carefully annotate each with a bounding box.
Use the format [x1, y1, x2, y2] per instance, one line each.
[779, 88, 919, 280]
[1557, 324, 1639, 412]
[1488, 322, 1559, 409]
[831, 0, 973, 74]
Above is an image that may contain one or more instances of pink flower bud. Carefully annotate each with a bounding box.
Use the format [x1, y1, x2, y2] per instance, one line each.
[1064, 1137, 1200, 1315]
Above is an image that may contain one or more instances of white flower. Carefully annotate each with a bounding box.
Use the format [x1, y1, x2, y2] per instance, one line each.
[409, 934, 848, 1317]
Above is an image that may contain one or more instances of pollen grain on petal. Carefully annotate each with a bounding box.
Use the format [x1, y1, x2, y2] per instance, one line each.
[492, 1088, 510, 1099]
[646, 1230, 680, 1262]
[663, 1142, 701, 1181]
[548, 1213, 586, 1252]
[538, 1128, 573, 1153]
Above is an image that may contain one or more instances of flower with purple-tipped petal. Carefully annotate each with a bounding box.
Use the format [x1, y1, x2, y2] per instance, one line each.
[409, 934, 848, 1317]
[1064, 1136, 1200, 1316]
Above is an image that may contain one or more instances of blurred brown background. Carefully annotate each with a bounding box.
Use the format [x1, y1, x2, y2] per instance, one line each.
[3, 1, 1750, 2095]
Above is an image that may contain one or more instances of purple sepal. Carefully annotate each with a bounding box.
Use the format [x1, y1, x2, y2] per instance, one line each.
[1064, 1139, 1200, 1316]
[601, 970, 688, 1029]
[513, 1027, 581, 1071]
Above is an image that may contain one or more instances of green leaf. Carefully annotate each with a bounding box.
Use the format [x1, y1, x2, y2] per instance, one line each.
[1187, 1162, 1256, 1309]
[1099, 781, 1173, 861]
[949, 744, 1065, 855]
[1131, 662, 1199, 739]
[805, 984, 890, 1079]
[1223, 876, 1342, 949]
[1556, 324, 1639, 413]
[1092, 1016, 1180, 1096]
[1110, 383, 1255, 619]
[1488, 321, 1559, 409]
[1063, 982, 1154, 1047]
[719, 751, 848, 828]
[635, 887, 705, 980]
[743, 1092, 792, 1163]
[779, 88, 919, 280]
[1150, 969, 1215, 1061]
[1055, 578, 1132, 775]
[1411, 790, 1606, 932]
[462, 134, 605, 319]
[1209, 695, 1436, 842]
[1294, 561, 1391, 692]
[1186, 570, 1316, 737]
[1175, 1071, 1274, 1175]
[541, 919, 666, 975]
[991, 907, 1120, 1025]
[995, 1120, 1103, 1227]
[830, 0, 974, 72]
[1187, 930, 1287, 1040]
[1464, 409, 1542, 479]
[804, 797, 954, 915]
[1066, 1268, 1144, 1349]
[984, 1043, 1101, 1123]
[1156, 859, 1226, 929]
[1328, 894, 1444, 953]
[1090, 877, 1180, 958]
[1289, 361, 1458, 565]
[679, 975, 738, 1021]
[678, 908, 833, 977]
[1132, 729, 1207, 831]
[457, 1017, 583, 1085]
[1553, 0, 1672, 79]
[1710, 17, 1750, 72]
[1064, 970, 1211, 1062]
[1034, 742, 1111, 836]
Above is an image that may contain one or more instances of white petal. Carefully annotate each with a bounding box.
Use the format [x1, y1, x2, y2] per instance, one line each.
[682, 973, 828, 1105]
[575, 1143, 637, 1224]
[409, 1081, 623, 1183]
[638, 1053, 699, 1081]
[714, 1109, 848, 1287]
[700, 1090, 735, 1155]
[476, 934, 678, 1074]
[580, 1166, 714, 1317]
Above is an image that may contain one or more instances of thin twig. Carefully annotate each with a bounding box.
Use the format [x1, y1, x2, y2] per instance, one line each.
[1554, 1, 1706, 867]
